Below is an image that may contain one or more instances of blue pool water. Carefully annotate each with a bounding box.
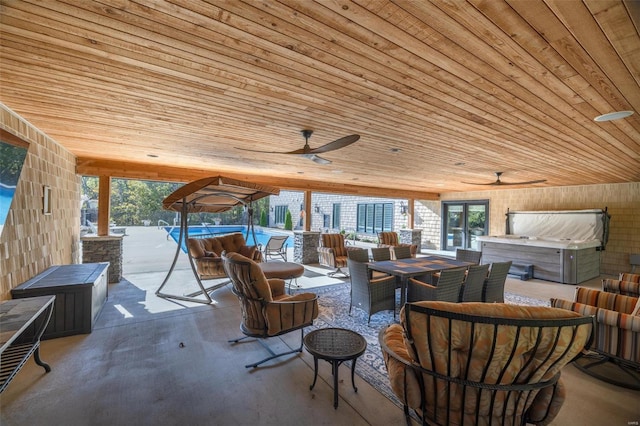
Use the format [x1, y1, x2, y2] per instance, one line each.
[0, 185, 16, 226]
[164, 225, 291, 253]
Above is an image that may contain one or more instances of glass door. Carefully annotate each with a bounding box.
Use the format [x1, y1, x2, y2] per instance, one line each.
[442, 201, 488, 251]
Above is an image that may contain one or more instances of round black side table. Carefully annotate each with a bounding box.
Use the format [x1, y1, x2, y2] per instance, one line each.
[303, 327, 367, 409]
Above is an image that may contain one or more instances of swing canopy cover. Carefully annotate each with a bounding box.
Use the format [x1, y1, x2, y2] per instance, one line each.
[162, 176, 280, 213]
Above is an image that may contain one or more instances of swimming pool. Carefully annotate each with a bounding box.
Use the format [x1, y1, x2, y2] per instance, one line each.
[164, 225, 291, 253]
[0, 184, 16, 226]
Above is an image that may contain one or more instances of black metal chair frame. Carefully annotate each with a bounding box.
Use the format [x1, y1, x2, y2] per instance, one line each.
[379, 304, 595, 426]
[572, 349, 640, 390]
[222, 253, 317, 368]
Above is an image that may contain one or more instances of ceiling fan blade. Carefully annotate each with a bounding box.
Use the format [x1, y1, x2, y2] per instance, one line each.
[309, 134, 360, 154]
[233, 146, 308, 155]
[302, 154, 332, 165]
[493, 179, 547, 185]
[235, 131, 357, 160]
[463, 171, 546, 186]
[462, 178, 547, 185]
[461, 180, 498, 185]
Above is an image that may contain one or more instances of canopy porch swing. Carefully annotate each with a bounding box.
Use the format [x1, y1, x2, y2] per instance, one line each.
[156, 176, 279, 304]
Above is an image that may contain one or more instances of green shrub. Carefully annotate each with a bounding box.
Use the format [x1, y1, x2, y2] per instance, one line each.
[284, 210, 293, 230]
[260, 209, 267, 227]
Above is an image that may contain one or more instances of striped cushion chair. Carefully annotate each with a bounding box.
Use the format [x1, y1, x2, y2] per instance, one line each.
[317, 233, 361, 277]
[619, 273, 640, 283]
[377, 231, 418, 259]
[602, 278, 640, 297]
[551, 287, 640, 390]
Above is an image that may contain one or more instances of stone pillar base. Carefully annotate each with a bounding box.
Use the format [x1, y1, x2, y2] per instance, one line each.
[400, 229, 422, 252]
[81, 235, 123, 283]
[294, 231, 320, 264]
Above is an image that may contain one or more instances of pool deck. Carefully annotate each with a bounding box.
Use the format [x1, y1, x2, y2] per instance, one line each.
[119, 226, 354, 305]
[114, 225, 605, 309]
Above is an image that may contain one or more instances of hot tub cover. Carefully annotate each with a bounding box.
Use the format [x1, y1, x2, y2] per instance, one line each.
[479, 208, 610, 250]
[506, 209, 610, 247]
[162, 176, 280, 213]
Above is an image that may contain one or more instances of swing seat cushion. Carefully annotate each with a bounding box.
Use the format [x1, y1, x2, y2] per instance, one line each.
[187, 233, 262, 279]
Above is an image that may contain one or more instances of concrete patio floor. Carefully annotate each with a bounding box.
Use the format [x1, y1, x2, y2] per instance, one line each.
[0, 226, 638, 425]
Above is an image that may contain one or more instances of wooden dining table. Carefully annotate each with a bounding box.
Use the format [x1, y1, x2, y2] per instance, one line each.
[367, 256, 476, 307]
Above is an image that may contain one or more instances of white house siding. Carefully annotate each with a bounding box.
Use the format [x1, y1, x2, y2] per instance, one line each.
[268, 191, 412, 243]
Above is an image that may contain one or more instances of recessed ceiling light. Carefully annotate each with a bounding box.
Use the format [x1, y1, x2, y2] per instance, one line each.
[297, 171, 304, 174]
[594, 110, 634, 122]
[147, 154, 159, 158]
[454, 162, 466, 166]
[390, 148, 401, 153]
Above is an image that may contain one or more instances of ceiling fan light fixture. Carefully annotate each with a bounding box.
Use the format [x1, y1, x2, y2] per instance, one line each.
[594, 110, 634, 122]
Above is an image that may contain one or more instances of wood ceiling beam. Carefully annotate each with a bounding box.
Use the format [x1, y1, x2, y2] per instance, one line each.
[76, 158, 440, 201]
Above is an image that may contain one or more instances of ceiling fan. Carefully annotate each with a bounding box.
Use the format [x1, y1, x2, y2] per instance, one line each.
[236, 130, 359, 165]
[462, 172, 547, 186]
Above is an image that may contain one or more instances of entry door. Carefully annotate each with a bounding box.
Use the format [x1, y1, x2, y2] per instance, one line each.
[442, 201, 488, 251]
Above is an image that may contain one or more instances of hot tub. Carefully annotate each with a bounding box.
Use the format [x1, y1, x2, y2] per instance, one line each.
[478, 209, 610, 284]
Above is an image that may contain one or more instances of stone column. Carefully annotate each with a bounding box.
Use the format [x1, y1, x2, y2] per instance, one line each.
[81, 235, 123, 283]
[399, 229, 422, 252]
[294, 231, 320, 264]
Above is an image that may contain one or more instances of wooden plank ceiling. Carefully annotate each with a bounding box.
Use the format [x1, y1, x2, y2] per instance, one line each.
[1, 0, 639, 198]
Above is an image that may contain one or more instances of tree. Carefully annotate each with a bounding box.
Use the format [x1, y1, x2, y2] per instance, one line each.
[284, 209, 293, 230]
[260, 209, 267, 227]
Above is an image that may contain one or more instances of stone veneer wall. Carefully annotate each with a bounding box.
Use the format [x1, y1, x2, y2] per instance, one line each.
[414, 200, 441, 250]
[0, 104, 81, 300]
[439, 183, 640, 276]
[81, 236, 123, 283]
[293, 231, 320, 264]
[399, 229, 422, 248]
